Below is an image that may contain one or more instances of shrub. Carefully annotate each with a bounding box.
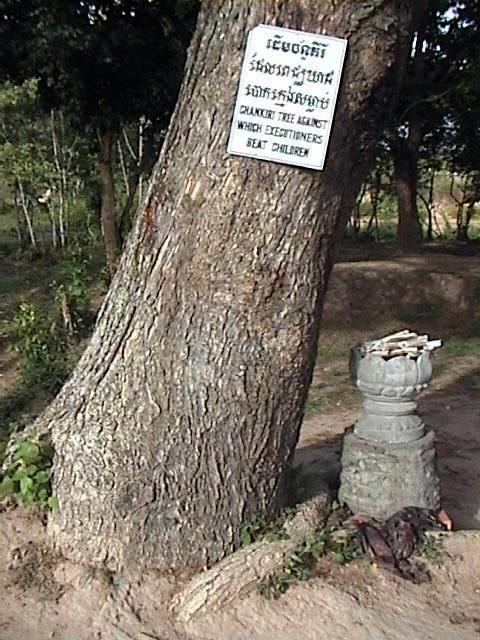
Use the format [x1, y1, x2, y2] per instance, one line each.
[53, 244, 91, 331]
[0, 437, 58, 509]
[10, 302, 67, 391]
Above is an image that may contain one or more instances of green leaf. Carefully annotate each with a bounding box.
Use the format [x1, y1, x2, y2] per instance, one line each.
[19, 476, 34, 495]
[40, 442, 54, 460]
[13, 467, 27, 481]
[21, 491, 34, 506]
[34, 470, 50, 484]
[5, 462, 20, 476]
[24, 464, 38, 477]
[15, 441, 40, 465]
[37, 487, 49, 501]
[47, 496, 59, 510]
[0, 476, 15, 496]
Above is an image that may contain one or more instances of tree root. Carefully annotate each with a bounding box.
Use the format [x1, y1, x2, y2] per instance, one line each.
[172, 492, 331, 623]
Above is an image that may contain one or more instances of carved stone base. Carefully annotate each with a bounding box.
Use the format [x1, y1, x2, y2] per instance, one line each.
[338, 427, 440, 520]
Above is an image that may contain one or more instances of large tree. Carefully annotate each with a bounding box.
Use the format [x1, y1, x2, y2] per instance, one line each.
[388, 0, 480, 251]
[25, 0, 422, 572]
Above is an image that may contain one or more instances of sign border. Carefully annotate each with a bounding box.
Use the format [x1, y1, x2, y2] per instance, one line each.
[227, 24, 348, 171]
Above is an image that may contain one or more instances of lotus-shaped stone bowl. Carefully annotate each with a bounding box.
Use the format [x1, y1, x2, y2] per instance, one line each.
[349, 345, 433, 444]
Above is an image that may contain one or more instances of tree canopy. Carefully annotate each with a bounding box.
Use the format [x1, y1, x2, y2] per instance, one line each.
[2, 0, 198, 130]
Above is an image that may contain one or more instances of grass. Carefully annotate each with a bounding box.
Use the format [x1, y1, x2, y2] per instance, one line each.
[420, 535, 445, 565]
[305, 381, 359, 416]
[440, 335, 480, 358]
[317, 341, 352, 361]
[0, 245, 106, 319]
[305, 338, 360, 416]
[433, 335, 480, 384]
[0, 258, 59, 302]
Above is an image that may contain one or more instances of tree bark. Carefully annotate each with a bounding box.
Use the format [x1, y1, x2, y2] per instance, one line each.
[16, 178, 37, 250]
[118, 168, 141, 243]
[97, 124, 121, 274]
[28, 0, 421, 573]
[391, 11, 426, 254]
[393, 133, 422, 251]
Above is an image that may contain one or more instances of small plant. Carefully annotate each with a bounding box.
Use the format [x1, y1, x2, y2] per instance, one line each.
[420, 535, 444, 565]
[10, 302, 68, 391]
[240, 515, 269, 546]
[240, 507, 295, 546]
[258, 574, 290, 599]
[0, 437, 58, 509]
[52, 245, 92, 333]
[330, 528, 365, 565]
[258, 503, 365, 599]
[0, 416, 26, 466]
[61, 245, 91, 317]
[259, 529, 328, 599]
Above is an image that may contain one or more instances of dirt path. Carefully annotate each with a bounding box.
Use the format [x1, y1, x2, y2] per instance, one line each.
[1, 252, 479, 639]
[1, 382, 478, 640]
[187, 531, 480, 640]
[1, 495, 479, 640]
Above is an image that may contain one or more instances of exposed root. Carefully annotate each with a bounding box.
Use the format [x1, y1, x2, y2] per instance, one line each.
[172, 492, 331, 623]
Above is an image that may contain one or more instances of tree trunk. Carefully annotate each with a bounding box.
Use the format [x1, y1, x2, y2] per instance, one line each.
[97, 124, 121, 274]
[118, 168, 141, 243]
[393, 135, 422, 251]
[366, 169, 382, 240]
[30, 0, 421, 573]
[16, 178, 37, 250]
[457, 201, 475, 241]
[424, 167, 435, 241]
[13, 187, 27, 249]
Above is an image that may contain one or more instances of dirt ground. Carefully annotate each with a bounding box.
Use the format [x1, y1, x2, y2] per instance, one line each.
[0, 251, 479, 639]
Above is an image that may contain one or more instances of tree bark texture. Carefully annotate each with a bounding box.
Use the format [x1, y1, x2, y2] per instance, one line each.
[98, 125, 121, 274]
[32, 0, 421, 572]
[393, 121, 423, 252]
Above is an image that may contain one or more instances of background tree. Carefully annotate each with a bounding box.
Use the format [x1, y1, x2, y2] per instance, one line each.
[1, 0, 198, 272]
[443, 3, 480, 240]
[0, 80, 49, 250]
[377, 0, 480, 251]
[14, 0, 424, 573]
[0, 80, 95, 251]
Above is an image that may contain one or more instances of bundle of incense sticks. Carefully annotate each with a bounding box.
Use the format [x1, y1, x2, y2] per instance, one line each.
[359, 330, 442, 358]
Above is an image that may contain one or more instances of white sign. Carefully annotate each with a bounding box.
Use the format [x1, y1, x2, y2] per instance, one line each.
[227, 25, 347, 170]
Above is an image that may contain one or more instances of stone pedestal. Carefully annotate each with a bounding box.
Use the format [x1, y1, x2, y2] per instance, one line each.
[338, 345, 441, 518]
[338, 427, 440, 519]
